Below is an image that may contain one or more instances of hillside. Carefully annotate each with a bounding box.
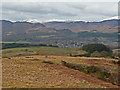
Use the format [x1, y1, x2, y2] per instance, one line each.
[44, 19, 118, 33]
[1, 20, 118, 48]
[2, 46, 119, 88]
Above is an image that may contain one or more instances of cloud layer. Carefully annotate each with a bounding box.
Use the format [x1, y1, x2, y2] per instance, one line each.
[2, 2, 118, 22]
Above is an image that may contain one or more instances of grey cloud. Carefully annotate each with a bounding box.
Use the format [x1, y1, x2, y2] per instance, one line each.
[2, 2, 77, 16]
[2, 2, 118, 21]
[67, 2, 117, 16]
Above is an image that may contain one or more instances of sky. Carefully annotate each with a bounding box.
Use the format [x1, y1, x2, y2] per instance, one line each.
[1, 1, 119, 22]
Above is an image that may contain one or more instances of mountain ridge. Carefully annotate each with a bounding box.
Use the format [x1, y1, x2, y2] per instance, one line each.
[1, 19, 118, 48]
[1, 19, 118, 36]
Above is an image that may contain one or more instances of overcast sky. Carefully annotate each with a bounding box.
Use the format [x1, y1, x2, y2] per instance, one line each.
[1, 1, 118, 22]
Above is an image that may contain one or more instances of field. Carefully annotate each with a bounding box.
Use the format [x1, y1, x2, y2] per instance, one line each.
[1, 41, 31, 44]
[2, 46, 76, 56]
[2, 46, 119, 88]
[36, 35, 56, 38]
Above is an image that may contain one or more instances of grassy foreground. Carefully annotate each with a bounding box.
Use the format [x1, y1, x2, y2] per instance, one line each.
[2, 46, 119, 88]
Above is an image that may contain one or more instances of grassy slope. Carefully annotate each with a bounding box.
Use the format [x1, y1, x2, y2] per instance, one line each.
[2, 46, 119, 88]
[2, 46, 77, 56]
[3, 57, 118, 88]
[2, 59, 103, 88]
[2, 46, 118, 70]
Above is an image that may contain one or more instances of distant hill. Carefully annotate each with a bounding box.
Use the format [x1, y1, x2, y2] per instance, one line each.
[1, 20, 55, 34]
[1, 20, 75, 42]
[1, 20, 118, 48]
[44, 19, 118, 33]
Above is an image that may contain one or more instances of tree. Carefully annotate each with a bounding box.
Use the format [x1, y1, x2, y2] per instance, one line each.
[82, 43, 112, 55]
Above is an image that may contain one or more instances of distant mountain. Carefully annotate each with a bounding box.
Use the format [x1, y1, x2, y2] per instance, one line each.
[44, 19, 118, 33]
[1, 19, 118, 48]
[1, 20, 55, 34]
[22, 16, 119, 33]
[1, 20, 75, 42]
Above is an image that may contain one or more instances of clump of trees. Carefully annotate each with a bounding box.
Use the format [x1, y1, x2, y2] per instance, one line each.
[73, 43, 113, 57]
[82, 43, 112, 53]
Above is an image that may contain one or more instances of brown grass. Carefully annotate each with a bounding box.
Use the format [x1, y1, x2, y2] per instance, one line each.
[2, 55, 119, 88]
